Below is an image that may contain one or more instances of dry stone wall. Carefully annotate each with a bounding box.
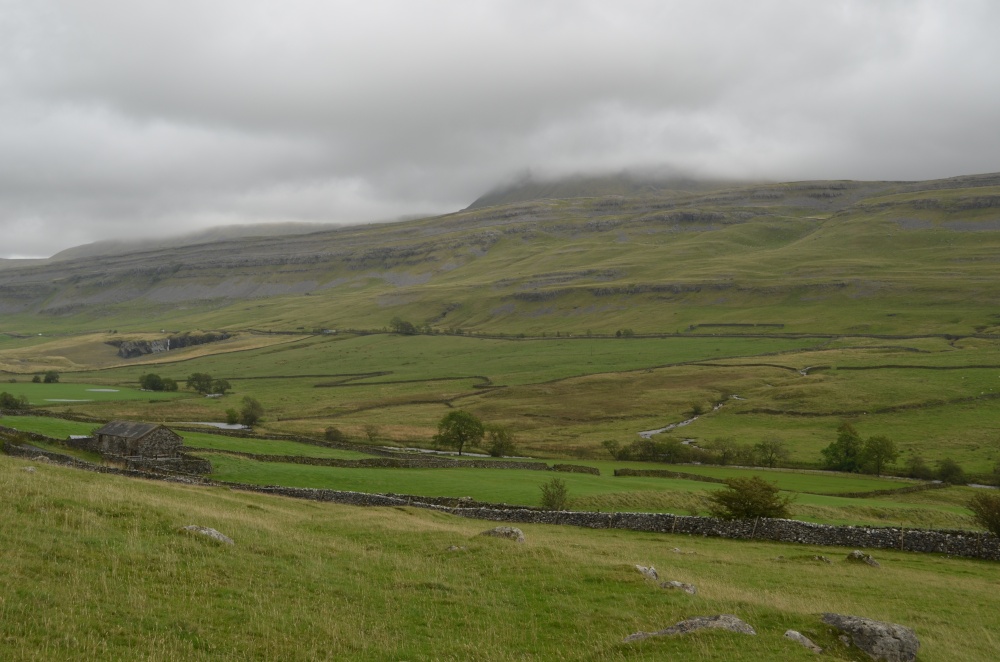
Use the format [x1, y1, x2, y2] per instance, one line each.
[4, 430, 997, 561]
[223, 483, 1000, 561]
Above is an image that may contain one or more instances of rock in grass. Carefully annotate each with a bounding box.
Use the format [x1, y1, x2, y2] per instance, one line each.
[478, 526, 525, 543]
[624, 614, 756, 642]
[822, 613, 919, 662]
[22, 466, 36, 473]
[181, 525, 234, 545]
[785, 629, 822, 653]
[635, 564, 658, 580]
[846, 550, 881, 567]
[660, 580, 697, 595]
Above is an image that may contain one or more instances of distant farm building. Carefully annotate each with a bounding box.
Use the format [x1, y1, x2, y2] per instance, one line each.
[83, 421, 210, 474]
[93, 421, 183, 458]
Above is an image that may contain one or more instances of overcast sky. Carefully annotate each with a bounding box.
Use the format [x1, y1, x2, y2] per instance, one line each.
[2, 1, 999, 258]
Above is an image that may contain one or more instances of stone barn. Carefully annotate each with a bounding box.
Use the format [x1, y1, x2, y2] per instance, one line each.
[93, 421, 183, 459]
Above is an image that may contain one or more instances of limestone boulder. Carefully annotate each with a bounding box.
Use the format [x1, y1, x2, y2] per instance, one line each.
[822, 613, 919, 662]
[660, 580, 697, 595]
[634, 564, 658, 580]
[624, 614, 756, 642]
[478, 526, 525, 543]
[181, 525, 234, 545]
[846, 550, 881, 567]
[785, 629, 822, 653]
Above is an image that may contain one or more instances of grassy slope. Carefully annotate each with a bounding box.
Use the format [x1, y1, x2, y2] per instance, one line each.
[1, 455, 996, 661]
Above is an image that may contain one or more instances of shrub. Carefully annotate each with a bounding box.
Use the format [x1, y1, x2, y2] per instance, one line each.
[601, 439, 630, 460]
[364, 424, 380, 444]
[485, 425, 517, 457]
[906, 454, 935, 480]
[0, 391, 29, 409]
[539, 477, 570, 510]
[139, 374, 164, 391]
[753, 438, 789, 468]
[708, 477, 793, 520]
[968, 492, 1000, 537]
[937, 458, 967, 485]
[225, 409, 239, 425]
[239, 397, 264, 427]
[42, 370, 59, 384]
[324, 426, 346, 442]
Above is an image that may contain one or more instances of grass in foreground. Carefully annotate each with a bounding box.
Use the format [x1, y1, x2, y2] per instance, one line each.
[1, 455, 997, 661]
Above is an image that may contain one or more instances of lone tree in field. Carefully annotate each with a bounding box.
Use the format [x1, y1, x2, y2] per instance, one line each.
[433, 410, 484, 456]
[708, 477, 793, 520]
[42, 370, 60, 384]
[821, 422, 864, 472]
[968, 492, 1000, 537]
[861, 435, 899, 476]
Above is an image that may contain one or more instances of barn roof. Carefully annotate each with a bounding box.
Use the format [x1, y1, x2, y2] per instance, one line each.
[93, 421, 168, 440]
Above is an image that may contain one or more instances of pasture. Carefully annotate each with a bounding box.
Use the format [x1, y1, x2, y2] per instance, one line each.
[1, 454, 996, 661]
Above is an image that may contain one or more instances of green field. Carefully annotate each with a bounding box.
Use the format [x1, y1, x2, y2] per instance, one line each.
[1, 454, 995, 661]
[0, 382, 180, 405]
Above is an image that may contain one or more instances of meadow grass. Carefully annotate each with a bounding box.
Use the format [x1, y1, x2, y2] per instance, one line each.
[0, 382, 180, 405]
[1, 454, 996, 661]
[199, 454, 978, 529]
[178, 431, 377, 459]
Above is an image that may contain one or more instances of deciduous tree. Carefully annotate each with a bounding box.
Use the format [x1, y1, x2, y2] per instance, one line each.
[239, 396, 264, 427]
[708, 477, 793, 520]
[821, 422, 863, 472]
[861, 435, 899, 476]
[433, 410, 484, 456]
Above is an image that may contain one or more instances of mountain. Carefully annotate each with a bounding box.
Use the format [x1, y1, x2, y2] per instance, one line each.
[466, 170, 760, 209]
[2, 172, 1000, 336]
[47, 222, 340, 262]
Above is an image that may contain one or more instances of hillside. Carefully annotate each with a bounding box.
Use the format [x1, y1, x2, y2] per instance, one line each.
[1, 453, 997, 660]
[2, 172, 1000, 337]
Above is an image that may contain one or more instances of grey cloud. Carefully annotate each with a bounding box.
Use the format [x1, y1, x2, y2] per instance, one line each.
[2, 0, 999, 257]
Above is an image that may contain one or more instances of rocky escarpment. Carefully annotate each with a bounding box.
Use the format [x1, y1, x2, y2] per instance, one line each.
[106, 331, 231, 358]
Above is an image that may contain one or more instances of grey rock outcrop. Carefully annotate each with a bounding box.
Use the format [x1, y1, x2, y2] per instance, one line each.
[821, 613, 919, 662]
[846, 550, 881, 567]
[660, 580, 697, 595]
[784, 629, 822, 653]
[624, 614, 756, 642]
[635, 564, 658, 580]
[181, 525, 234, 545]
[478, 526, 525, 543]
